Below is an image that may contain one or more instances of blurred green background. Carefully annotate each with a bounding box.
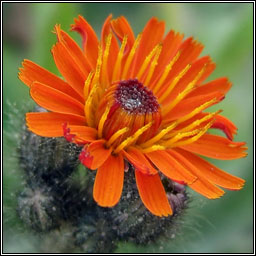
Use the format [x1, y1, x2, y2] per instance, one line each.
[3, 2, 253, 253]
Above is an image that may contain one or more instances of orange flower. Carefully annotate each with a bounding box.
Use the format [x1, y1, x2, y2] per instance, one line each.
[19, 15, 247, 217]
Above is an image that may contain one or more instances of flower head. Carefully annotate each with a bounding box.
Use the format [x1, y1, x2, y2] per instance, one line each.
[19, 15, 247, 217]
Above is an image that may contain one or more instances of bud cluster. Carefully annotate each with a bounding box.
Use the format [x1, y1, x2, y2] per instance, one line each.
[15, 107, 189, 253]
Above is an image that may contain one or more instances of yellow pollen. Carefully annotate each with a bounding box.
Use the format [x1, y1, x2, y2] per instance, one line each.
[162, 65, 207, 116]
[153, 51, 181, 94]
[176, 98, 218, 124]
[162, 97, 219, 127]
[106, 127, 129, 148]
[170, 120, 214, 148]
[159, 63, 191, 103]
[114, 121, 153, 154]
[101, 33, 112, 86]
[122, 33, 142, 79]
[83, 71, 94, 101]
[140, 121, 178, 148]
[112, 35, 128, 82]
[92, 45, 103, 86]
[163, 128, 202, 148]
[85, 83, 98, 127]
[136, 44, 162, 80]
[97, 105, 110, 138]
[175, 110, 222, 134]
[139, 144, 166, 153]
[144, 44, 163, 86]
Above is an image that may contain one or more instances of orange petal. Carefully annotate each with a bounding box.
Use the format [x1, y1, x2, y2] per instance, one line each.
[18, 59, 84, 103]
[173, 112, 237, 141]
[174, 148, 245, 190]
[135, 170, 172, 217]
[155, 37, 204, 93]
[187, 77, 232, 98]
[79, 140, 112, 170]
[55, 25, 92, 75]
[172, 37, 204, 74]
[51, 41, 85, 97]
[160, 56, 214, 102]
[211, 114, 237, 140]
[168, 149, 225, 199]
[180, 134, 247, 160]
[30, 82, 84, 116]
[26, 112, 85, 137]
[93, 153, 124, 207]
[132, 17, 165, 77]
[122, 147, 157, 175]
[146, 150, 197, 184]
[71, 15, 99, 68]
[150, 30, 184, 88]
[101, 14, 119, 81]
[196, 60, 216, 85]
[65, 124, 97, 144]
[163, 91, 224, 122]
[111, 16, 135, 54]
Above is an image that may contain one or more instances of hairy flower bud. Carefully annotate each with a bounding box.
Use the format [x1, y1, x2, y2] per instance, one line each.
[107, 168, 189, 244]
[18, 118, 81, 186]
[17, 186, 61, 232]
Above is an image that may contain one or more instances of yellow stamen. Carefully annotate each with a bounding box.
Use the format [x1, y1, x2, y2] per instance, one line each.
[140, 121, 178, 148]
[162, 128, 202, 148]
[92, 46, 103, 87]
[139, 144, 166, 153]
[170, 121, 214, 148]
[122, 33, 142, 79]
[162, 65, 207, 116]
[136, 44, 162, 80]
[97, 105, 110, 138]
[114, 122, 153, 153]
[153, 51, 181, 94]
[159, 63, 191, 103]
[101, 33, 112, 87]
[83, 71, 94, 101]
[144, 44, 162, 86]
[85, 83, 98, 127]
[162, 99, 220, 140]
[112, 35, 128, 82]
[176, 110, 222, 134]
[106, 127, 129, 148]
[176, 98, 218, 124]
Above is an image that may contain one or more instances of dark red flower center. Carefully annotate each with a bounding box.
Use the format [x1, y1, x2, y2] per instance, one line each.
[115, 79, 159, 114]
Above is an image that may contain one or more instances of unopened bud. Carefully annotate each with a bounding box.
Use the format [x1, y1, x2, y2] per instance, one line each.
[17, 186, 61, 232]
